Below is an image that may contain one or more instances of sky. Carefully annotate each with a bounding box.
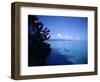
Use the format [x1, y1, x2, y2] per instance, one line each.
[34, 15, 88, 40]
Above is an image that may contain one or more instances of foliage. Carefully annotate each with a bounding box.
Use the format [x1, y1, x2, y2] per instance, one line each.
[28, 15, 51, 66]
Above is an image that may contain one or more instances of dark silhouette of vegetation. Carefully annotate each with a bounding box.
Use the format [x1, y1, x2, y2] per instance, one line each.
[28, 15, 51, 66]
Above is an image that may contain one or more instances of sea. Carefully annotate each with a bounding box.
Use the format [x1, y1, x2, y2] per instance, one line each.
[46, 40, 88, 65]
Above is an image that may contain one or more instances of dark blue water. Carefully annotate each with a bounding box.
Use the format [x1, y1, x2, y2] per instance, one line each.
[46, 40, 88, 65]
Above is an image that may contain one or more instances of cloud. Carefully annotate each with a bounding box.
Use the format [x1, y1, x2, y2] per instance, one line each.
[57, 33, 62, 38]
[76, 36, 80, 40]
[69, 36, 73, 40]
[52, 36, 55, 39]
[65, 35, 69, 39]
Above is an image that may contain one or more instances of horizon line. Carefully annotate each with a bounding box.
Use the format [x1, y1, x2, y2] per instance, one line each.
[48, 39, 85, 41]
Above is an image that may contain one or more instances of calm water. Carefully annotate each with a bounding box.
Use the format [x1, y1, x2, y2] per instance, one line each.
[46, 40, 88, 65]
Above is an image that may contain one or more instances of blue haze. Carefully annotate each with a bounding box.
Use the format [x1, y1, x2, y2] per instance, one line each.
[31, 15, 88, 65]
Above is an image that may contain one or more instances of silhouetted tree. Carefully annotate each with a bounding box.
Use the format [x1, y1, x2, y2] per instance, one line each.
[28, 15, 51, 66]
